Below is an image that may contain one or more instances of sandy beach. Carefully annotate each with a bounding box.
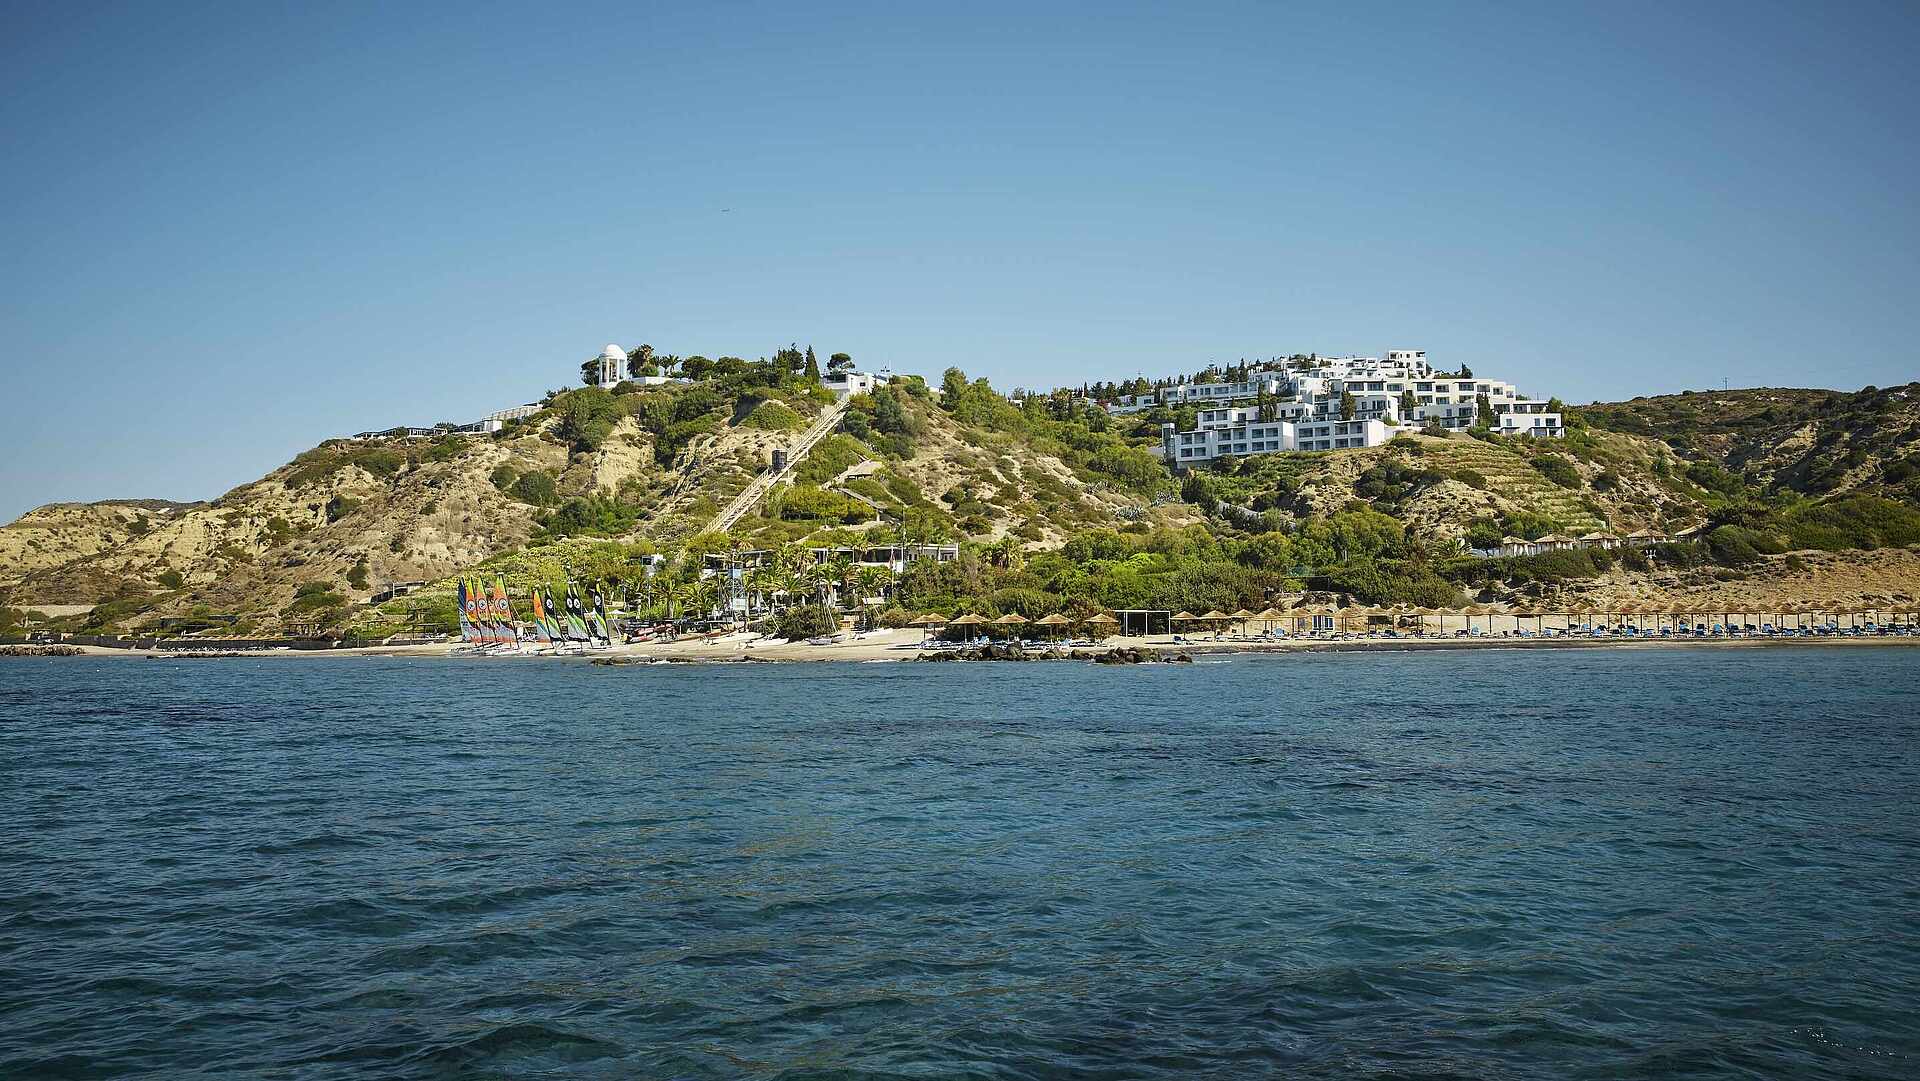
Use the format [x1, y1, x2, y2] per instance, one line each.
[35, 623, 1917, 663]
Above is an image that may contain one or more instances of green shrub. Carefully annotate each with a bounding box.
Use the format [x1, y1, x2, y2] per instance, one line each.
[779, 485, 872, 524]
[775, 605, 838, 640]
[794, 434, 870, 485]
[155, 569, 185, 590]
[510, 471, 559, 506]
[491, 463, 519, 490]
[742, 400, 805, 431]
[1531, 456, 1581, 489]
[324, 495, 360, 522]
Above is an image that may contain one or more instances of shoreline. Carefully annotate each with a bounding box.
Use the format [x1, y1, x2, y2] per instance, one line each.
[28, 629, 1920, 663]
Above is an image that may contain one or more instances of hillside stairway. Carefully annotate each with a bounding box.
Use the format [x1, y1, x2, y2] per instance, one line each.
[1421, 439, 1607, 533]
[707, 397, 851, 534]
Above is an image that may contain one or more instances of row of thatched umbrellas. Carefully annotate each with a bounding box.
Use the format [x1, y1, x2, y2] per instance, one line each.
[906, 611, 1121, 642]
[1169, 602, 1920, 636]
[908, 602, 1920, 642]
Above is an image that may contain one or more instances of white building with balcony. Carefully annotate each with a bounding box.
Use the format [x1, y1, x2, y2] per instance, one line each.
[1155, 349, 1561, 467]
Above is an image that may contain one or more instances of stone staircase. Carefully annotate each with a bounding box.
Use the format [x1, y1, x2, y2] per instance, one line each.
[706, 398, 851, 535]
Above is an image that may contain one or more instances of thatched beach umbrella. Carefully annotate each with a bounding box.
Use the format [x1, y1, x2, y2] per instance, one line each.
[1231, 608, 1255, 634]
[948, 613, 986, 640]
[989, 612, 1029, 639]
[908, 611, 948, 645]
[1254, 606, 1283, 634]
[1033, 612, 1071, 640]
[1082, 612, 1119, 640]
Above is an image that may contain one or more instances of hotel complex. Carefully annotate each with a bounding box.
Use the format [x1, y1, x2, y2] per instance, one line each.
[1128, 350, 1563, 467]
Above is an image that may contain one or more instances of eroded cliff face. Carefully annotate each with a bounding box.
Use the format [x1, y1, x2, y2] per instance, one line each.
[0, 425, 602, 626]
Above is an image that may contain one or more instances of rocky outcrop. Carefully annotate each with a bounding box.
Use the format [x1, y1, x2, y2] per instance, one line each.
[918, 643, 1192, 663]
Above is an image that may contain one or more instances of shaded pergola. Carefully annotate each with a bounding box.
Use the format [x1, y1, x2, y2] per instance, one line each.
[1112, 610, 1171, 637]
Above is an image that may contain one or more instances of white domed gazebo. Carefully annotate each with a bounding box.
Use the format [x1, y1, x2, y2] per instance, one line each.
[592, 343, 625, 388]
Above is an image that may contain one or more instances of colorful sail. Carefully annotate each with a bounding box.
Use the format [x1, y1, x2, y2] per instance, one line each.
[528, 588, 551, 644]
[455, 580, 476, 643]
[565, 581, 591, 642]
[491, 577, 519, 646]
[543, 584, 567, 644]
[461, 577, 487, 644]
[592, 586, 612, 645]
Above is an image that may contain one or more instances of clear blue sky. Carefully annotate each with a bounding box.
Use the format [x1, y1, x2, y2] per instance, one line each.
[4, 1, 1916, 521]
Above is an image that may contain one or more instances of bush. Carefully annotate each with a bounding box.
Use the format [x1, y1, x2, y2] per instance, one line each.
[793, 434, 870, 485]
[1531, 456, 1581, 489]
[155, 569, 185, 590]
[510, 471, 559, 507]
[779, 485, 872, 524]
[1087, 445, 1166, 491]
[1453, 469, 1488, 490]
[537, 495, 640, 540]
[324, 495, 360, 522]
[555, 387, 623, 452]
[876, 606, 915, 628]
[491, 464, 519, 490]
[774, 605, 838, 640]
[1685, 461, 1747, 499]
[742, 400, 805, 431]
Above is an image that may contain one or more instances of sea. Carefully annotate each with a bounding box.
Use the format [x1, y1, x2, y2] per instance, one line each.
[2, 647, 1917, 1080]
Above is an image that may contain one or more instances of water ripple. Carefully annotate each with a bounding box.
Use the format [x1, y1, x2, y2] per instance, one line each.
[1, 647, 1917, 1078]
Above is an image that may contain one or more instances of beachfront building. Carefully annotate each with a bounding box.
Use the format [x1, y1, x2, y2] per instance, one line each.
[1149, 349, 1562, 468]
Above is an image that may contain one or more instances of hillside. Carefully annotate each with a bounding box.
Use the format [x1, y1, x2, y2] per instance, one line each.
[1579, 383, 1920, 505]
[0, 360, 1179, 636]
[8, 364, 1920, 641]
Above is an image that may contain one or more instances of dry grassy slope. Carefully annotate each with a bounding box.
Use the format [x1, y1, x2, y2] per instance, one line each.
[1493, 547, 1920, 614]
[880, 407, 1176, 545]
[1580, 384, 1920, 503]
[1238, 431, 1700, 542]
[0, 423, 653, 622]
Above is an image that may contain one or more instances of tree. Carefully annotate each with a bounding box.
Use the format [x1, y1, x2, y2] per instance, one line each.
[940, 367, 969, 409]
[873, 386, 911, 435]
[1399, 389, 1418, 417]
[804, 345, 820, 381]
[1475, 393, 1495, 430]
[1340, 392, 1357, 421]
[828, 352, 854, 373]
[626, 344, 656, 379]
[579, 359, 601, 386]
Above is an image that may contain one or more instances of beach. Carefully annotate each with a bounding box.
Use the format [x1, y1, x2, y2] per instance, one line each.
[38, 621, 1919, 663]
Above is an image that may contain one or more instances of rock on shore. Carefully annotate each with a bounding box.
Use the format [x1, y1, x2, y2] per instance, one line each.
[919, 643, 1192, 664]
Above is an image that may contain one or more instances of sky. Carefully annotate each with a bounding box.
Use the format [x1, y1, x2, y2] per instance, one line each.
[3, 1, 1917, 521]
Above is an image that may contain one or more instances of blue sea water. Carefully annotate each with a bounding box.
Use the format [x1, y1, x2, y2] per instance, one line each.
[1, 647, 1918, 1080]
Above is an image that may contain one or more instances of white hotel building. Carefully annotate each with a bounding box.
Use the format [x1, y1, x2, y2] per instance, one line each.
[1150, 350, 1563, 467]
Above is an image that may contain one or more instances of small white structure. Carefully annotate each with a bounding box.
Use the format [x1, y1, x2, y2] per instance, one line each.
[823, 368, 893, 398]
[591, 344, 627, 389]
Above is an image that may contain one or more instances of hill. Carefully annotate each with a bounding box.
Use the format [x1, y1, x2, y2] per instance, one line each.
[0, 359, 1182, 636]
[1578, 383, 1920, 505]
[6, 365, 1919, 640]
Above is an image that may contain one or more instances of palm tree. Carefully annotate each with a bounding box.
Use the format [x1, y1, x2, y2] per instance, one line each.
[832, 554, 860, 607]
[856, 565, 891, 607]
[987, 536, 1021, 570]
